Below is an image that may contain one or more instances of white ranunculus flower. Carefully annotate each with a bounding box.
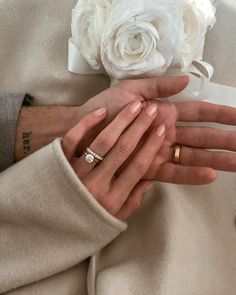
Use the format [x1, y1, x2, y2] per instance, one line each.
[101, 0, 185, 79]
[71, 0, 112, 70]
[181, 0, 216, 69]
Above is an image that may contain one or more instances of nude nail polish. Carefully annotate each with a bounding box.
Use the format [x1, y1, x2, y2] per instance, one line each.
[156, 124, 166, 137]
[146, 104, 158, 116]
[129, 101, 142, 114]
[93, 107, 107, 116]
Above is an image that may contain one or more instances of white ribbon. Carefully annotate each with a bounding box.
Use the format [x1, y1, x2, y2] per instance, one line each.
[68, 38, 236, 107]
[68, 39, 106, 75]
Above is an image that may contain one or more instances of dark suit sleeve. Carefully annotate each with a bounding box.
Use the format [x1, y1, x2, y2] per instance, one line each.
[0, 93, 26, 172]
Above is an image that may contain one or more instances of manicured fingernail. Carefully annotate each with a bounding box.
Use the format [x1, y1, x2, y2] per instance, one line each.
[93, 107, 107, 117]
[146, 104, 158, 117]
[129, 101, 142, 114]
[156, 124, 166, 137]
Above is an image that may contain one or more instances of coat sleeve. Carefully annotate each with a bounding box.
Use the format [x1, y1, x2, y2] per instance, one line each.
[0, 138, 127, 294]
[0, 93, 25, 172]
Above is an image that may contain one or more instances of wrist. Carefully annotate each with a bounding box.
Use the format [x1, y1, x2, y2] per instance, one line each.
[15, 105, 82, 161]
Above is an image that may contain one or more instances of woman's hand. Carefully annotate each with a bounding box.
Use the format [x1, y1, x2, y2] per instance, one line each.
[62, 102, 166, 221]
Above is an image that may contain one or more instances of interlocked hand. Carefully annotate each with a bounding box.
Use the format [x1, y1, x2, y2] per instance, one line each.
[80, 76, 236, 185]
[62, 103, 165, 220]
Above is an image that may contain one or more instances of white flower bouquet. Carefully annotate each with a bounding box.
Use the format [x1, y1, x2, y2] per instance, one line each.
[71, 0, 216, 79]
[68, 0, 236, 103]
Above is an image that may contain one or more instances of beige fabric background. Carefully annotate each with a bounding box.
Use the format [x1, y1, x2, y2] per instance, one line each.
[0, 0, 236, 294]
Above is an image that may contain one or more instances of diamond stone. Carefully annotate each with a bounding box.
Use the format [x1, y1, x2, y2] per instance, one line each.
[85, 154, 94, 163]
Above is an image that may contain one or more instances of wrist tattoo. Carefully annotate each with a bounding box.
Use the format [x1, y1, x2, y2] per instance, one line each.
[22, 132, 32, 155]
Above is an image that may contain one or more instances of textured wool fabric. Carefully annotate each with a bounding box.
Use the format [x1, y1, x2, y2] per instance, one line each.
[0, 0, 110, 106]
[0, 0, 236, 295]
[0, 93, 25, 172]
[0, 139, 127, 294]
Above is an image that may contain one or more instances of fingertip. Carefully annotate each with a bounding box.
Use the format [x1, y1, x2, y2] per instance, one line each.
[178, 75, 189, 89]
[93, 107, 107, 118]
[180, 75, 189, 83]
[202, 168, 217, 184]
[163, 75, 190, 97]
[208, 168, 217, 182]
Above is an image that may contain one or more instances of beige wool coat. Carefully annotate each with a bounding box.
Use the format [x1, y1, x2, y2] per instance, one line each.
[0, 0, 236, 294]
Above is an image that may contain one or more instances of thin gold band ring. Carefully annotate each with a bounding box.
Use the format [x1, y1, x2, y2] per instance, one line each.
[173, 144, 182, 164]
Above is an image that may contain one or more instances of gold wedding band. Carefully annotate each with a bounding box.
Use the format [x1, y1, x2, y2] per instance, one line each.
[173, 144, 182, 164]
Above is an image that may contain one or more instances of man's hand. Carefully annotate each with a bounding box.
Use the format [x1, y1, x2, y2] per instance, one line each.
[80, 75, 236, 185]
[16, 76, 236, 186]
[15, 76, 187, 162]
[15, 105, 81, 161]
[145, 101, 236, 185]
[76, 76, 188, 153]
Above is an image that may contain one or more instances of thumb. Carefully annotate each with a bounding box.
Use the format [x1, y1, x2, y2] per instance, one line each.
[120, 76, 189, 100]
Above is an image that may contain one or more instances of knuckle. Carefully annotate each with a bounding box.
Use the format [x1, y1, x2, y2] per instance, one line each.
[96, 133, 113, 150]
[134, 158, 148, 174]
[199, 127, 209, 147]
[63, 132, 75, 147]
[197, 103, 206, 121]
[154, 164, 173, 183]
[103, 198, 117, 216]
[169, 103, 178, 120]
[116, 138, 134, 155]
[83, 177, 109, 200]
[112, 85, 141, 102]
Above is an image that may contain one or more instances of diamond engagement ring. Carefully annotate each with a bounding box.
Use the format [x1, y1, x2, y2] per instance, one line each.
[84, 147, 104, 164]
